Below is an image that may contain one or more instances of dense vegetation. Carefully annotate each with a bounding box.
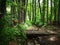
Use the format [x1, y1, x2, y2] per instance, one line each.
[0, 0, 60, 45]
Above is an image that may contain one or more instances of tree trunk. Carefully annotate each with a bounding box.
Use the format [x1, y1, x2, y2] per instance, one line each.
[0, 0, 6, 31]
[18, 0, 26, 23]
[11, 0, 16, 26]
[21, 0, 26, 23]
[0, 0, 6, 45]
[58, 0, 60, 24]
[0, 0, 6, 18]
[43, 0, 45, 25]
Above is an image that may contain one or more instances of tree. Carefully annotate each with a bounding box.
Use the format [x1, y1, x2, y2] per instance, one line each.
[11, 0, 16, 26]
[0, 0, 6, 22]
[0, 0, 6, 45]
[0, 0, 6, 35]
[58, 0, 60, 24]
[17, 0, 26, 23]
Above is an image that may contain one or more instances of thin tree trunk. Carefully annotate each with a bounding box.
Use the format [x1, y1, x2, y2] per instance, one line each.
[54, 0, 57, 25]
[38, 0, 42, 23]
[28, 0, 31, 21]
[58, 0, 60, 24]
[0, 0, 6, 45]
[47, 0, 48, 24]
[21, 0, 26, 23]
[30, 1, 32, 20]
[18, 0, 21, 23]
[32, 0, 35, 22]
[35, 0, 36, 22]
[50, 0, 52, 24]
[0, 0, 6, 31]
[11, 0, 16, 26]
[0, 0, 6, 18]
[43, 0, 45, 25]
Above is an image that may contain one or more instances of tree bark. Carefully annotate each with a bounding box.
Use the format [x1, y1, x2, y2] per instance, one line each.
[18, 0, 26, 23]
[58, 0, 60, 24]
[0, 0, 6, 31]
[0, 0, 6, 45]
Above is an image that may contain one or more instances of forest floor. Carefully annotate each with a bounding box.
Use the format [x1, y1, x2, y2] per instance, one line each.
[26, 25, 60, 34]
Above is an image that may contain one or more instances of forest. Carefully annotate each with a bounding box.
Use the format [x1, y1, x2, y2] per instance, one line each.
[0, 0, 60, 45]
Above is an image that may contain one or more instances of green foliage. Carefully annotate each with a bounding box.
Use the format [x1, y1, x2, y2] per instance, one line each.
[0, 0, 59, 45]
[0, 15, 26, 45]
[1, 26, 20, 41]
[26, 20, 33, 26]
[18, 24, 26, 40]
